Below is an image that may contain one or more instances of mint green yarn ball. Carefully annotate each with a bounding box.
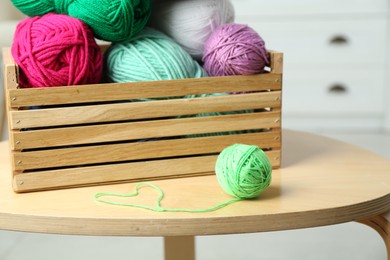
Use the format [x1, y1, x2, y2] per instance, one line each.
[215, 144, 272, 199]
[105, 27, 207, 83]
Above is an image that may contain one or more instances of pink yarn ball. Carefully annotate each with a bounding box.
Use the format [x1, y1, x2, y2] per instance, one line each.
[11, 13, 103, 88]
[203, 23, 269, 76]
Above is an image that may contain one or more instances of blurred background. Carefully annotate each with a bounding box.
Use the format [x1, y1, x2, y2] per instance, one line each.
[0, 0, 389, 259]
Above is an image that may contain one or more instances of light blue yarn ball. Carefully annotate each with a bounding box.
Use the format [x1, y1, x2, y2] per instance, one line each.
[105, 27, 207, 83]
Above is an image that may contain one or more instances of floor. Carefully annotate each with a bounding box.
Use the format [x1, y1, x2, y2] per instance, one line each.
[0, 130, 389, 260]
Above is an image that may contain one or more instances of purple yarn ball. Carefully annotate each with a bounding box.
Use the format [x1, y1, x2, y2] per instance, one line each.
[203, 23, 269, 76]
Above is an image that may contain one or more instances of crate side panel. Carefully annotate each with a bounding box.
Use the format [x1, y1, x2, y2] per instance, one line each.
[13, 130, 281, 171]
[8, 73, 282, 107]
[12, 111, 281, 150]
[13, 155, 217, 192]
[9, 91, 282, 129]
[13, 150, 281, 192]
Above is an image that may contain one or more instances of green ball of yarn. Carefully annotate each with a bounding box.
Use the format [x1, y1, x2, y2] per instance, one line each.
[215, 144, 272, 199]
[105, 27, 207, 83]
[10, 0, 151, 42]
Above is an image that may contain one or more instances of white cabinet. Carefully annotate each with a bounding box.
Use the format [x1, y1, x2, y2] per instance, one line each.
[231, 0, 389, 132]
[233, 0, 387, 17]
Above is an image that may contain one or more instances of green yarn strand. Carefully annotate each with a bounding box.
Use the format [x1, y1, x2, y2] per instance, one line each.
[66, 0, 151, 42]
[11, 0, 54, 16]
[10, 0, 152, 42]
[53, 0, 71, 14]
[94, 145, 271, 212]
[94, 182, 241, 213]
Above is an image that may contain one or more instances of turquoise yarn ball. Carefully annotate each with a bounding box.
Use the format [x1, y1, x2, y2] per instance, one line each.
[215, 144, 272, 199]
[105, 27, 207, 83]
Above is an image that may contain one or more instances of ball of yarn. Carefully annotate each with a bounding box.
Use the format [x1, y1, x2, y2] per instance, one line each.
[215, 144, 272, 199]
[105, 27, 207, 83]
[149, 0, 235, 60]
[10, 0, 151, 42]
[203, 23, 269, 76]
[11, 13, 103, 88]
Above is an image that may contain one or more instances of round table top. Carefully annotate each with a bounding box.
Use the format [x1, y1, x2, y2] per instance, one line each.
[0, 130, 389, 236]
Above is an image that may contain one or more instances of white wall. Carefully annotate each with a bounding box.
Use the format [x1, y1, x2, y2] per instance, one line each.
[385, 15, 390, 132]
[0, 1, 24, 21]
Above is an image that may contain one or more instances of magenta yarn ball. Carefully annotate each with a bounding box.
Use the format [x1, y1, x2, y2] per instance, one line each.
[203, 23, 269, 76]
[11, 13, 103, 88]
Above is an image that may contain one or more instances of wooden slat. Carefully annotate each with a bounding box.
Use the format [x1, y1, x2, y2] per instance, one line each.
[0, 95, 4, 142]
[12, 150, 281, 192]
[2, 48, 18, 90]
[268, 150, 281, 167]
[4, 48, 282, 107]
[3, 48, 19, 173]
[13, 130, 281, 171]
[10, 91, 281, 129]
[270, 51, 284, 74]
[13, 155, 217, 192]
[8, 73, 282, 107]
[11, 111, 281, 150]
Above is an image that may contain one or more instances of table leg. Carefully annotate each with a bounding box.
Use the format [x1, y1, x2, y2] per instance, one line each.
[164, 236, 195, 260]
[358, 214, 389, 260]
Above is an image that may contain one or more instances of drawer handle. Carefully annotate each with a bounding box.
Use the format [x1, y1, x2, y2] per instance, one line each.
[328, 84, 348, 94]
[329, 35, 349, 45]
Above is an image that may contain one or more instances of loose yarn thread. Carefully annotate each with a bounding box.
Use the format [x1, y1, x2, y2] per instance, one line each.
[203, 23, 269, 76]
[94, 182, 241, 213]
[149, 0, 235, 60]
[10, 0, 152, 42]
[12, 13, 103, 88]
[105, 27, 207, 83]
[94, 144, 272, 212]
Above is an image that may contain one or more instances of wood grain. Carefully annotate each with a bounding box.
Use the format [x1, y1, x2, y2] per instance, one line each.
[9, 91, 281, 129]
[13, 131, 281, 171]
[7, 73, 281, 107]
[12, 150, 281, 192]
[11, 111, 280, 150]
[0, 130, 388, 237]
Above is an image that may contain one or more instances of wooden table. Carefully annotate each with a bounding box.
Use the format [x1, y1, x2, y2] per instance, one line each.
[0, 130, 389, 260]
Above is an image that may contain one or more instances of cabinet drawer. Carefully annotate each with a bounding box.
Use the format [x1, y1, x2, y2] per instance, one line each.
[282, 67, 386, 115]
[241, 18, 387, 66]
[231, 0, 388, 17]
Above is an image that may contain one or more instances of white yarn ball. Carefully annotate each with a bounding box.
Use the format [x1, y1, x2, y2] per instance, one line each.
[149, 0, 235, 60]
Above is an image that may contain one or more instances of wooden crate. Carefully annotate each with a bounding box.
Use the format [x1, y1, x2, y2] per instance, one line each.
[2, 47, 283, 192]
